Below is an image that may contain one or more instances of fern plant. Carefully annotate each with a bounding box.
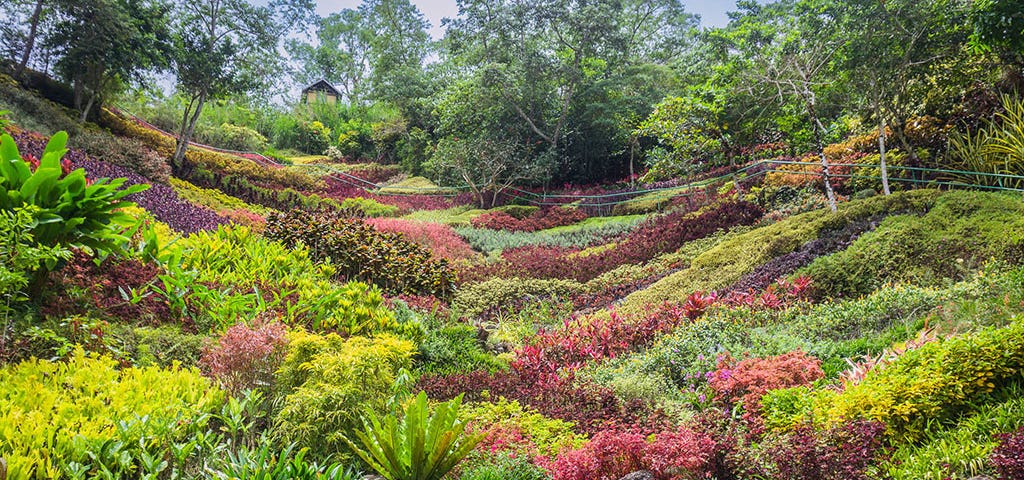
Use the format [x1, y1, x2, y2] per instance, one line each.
[345, 392, 483, 480]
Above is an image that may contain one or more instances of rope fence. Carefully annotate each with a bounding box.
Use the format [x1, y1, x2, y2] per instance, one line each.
[113, 107, 1024, 214]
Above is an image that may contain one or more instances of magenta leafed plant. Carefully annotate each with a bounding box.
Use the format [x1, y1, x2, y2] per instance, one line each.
[992, 427, 1024, 480]
[200, 320, 288, 396]
[366, 218, 476, 261]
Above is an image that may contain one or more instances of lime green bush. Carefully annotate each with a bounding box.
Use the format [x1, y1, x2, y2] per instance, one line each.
[274, 330, 416, 459]
[0, 348, 224, 478]
[881, 385, 1024, 480]
[801, 191, 1024, 298]
[460, 398, 585, 459]
[171, 226, 398, 334]
[169, 177, 272, 215]
[616, 189, 940, 313]
[339, 196, 401, 218]
[0, 206, 70, 301]
[811, 317, 1024, 441]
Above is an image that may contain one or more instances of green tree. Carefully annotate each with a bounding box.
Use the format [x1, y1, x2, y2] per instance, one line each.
[361, 0, 433, 115]
[169, 0, 313, 167]
[636, 85, 732, 180]
[286, 9, 373, 105]
[969, 0, 1024, 89]
[46, 0, 172, 121]
[841, 0, 971, 194]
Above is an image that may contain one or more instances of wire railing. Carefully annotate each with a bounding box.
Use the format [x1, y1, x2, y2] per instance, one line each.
[112, 107, 1024, 214]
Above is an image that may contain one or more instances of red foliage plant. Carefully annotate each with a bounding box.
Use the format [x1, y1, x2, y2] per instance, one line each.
[44, 251, 172, 326]
[992, 426, 1024, 480]
[472, 207, 588, 232]
[459, 200, 763, 284]
[546, 427, 717, 480]
[366, 217, 477, 261]
[200, 320, 288, 396]
[742, 421, 886, 480]
[709, 351, 824, 414]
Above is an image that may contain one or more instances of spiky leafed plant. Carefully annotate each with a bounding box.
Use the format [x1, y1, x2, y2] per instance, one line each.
[345, 392, 483, 480]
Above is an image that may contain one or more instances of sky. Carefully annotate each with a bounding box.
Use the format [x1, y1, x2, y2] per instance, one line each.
[302, 1, 738, 39]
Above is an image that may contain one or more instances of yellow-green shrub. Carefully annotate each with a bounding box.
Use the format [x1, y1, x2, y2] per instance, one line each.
[460, 398, 586, 459]
[274, 330, 416, 459]
[0, 348, 223, 477]
[801, 191, 1024, 298]
[811, 318, 1024, 441]
[169, 177, 272, 215]
[453, 277, 583, 320]
[616, 189, 940, 314]
[173, 225, 397, 333]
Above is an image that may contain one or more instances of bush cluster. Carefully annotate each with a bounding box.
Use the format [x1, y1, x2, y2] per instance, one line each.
[471, 207, 588, 233]
[266, 209, 456, 298]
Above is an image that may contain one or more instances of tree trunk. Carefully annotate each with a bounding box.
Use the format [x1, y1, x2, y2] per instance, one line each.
[173, 92, 207, 167]
[79, 94, 96, 123]
[15, 0, 45, 80]
[890, 118, 922, 183]
[877, 115, 891, 195]
[807, 101, 838, 212]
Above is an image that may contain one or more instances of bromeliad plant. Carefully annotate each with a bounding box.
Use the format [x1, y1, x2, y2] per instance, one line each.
[345, 392, 483, 480]
[0, 132, 146, 293]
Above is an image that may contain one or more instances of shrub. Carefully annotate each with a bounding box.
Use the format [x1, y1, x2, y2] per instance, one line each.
[0, 206, 70, 302]
[801, 191, 1024, 298]
[547, 427, 716, 480]
[199, 122, 269, 151]
[201, 321, 288, 396]
[812, 319, 1024, 441]
[175, 225, 396, 334]
[0, 131, 145, 292]
[339, 196, 401, 218]
[367, 218, 477, 261]
[71, 128, 171, 182]
[737, 421, 886, 480]
[708, 351, 825, 414]
[459, 453, 550, 480]
[266, 209, 456, 298]
[459, 200, 762, 284]
[461, 398, 585, 460]
[417, 324, 507, 375]
[169, 177, 271, 215]
[44, 250, 172, 324]
[993, 427, 1024, 480]
[0, 348, 224, 477]
[615, 189, 940, 315]
[454, 215, 645, 253]
[471, 207, 588, 233]
[274, 330, 416, 459]
[453, 277, 583, 321]
[346, 392, 484, 480]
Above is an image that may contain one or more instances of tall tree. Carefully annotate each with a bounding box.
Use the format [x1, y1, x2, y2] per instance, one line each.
[360, 0, 432, 114]
[286, 9, 373, 105]
[169, 0, 313, 167]
[46, 0, 171, 121]
[841, 0, 970, 193]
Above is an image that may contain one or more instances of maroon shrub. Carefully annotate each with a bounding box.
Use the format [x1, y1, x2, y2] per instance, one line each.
[44, 252, 172, 325]
[992, 427, 1024, 480]
[739, 421, 886, 480]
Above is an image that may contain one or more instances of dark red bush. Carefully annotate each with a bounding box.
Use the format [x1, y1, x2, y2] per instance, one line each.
[546, 427, 717, 480]
[472, 207, 589, 232]
[740, 421, 886, 480]
[993, 427, 1024, 480]
[44, 252, 173, 325]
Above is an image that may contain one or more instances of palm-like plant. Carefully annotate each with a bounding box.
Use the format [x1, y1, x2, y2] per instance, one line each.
[345, 392, 483, 480]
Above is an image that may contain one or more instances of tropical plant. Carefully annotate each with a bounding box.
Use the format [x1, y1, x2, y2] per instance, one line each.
[0, 131, 146, 293]
[345, 391, 484, 480]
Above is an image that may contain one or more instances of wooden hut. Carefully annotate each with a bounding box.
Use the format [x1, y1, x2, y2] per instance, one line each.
[301, 79, 341, 105]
